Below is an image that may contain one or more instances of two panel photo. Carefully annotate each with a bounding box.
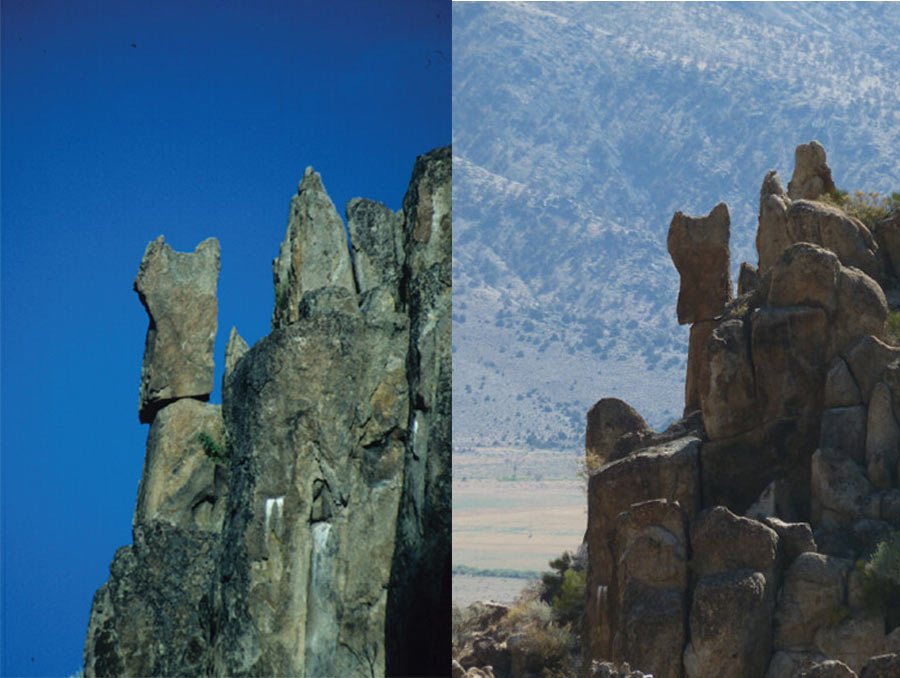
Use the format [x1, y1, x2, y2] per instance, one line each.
[2, 2, 899, 677]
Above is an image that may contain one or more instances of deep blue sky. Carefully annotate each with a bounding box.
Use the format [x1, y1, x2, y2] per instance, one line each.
[0, 1, 450, 675]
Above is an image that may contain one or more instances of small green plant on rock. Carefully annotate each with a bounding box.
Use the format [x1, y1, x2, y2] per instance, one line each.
[198, 431, 231, 466]
[858, 531, 900, 630]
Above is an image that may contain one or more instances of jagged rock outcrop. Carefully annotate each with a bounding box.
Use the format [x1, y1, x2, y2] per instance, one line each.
[788, 141, 836, 201]
[134, 236, 220, 423]
[84, 146, 451, 678]
[583, 142, 900, 677]
[271, 167, 357, 330]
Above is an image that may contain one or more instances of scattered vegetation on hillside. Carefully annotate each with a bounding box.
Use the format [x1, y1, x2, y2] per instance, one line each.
[821, 188, 900, 229]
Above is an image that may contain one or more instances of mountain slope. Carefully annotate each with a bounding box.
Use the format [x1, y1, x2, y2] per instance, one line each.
[452, 1, 900, 447]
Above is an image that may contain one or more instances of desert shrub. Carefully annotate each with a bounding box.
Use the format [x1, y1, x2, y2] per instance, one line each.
[858, 531, 900, 630]
[886, 310, 900, 346]
[198, 431, 231, 466]
[553, 568, 587, 627]
[501, 599, 574, 676]
[821, 188, 900, 229]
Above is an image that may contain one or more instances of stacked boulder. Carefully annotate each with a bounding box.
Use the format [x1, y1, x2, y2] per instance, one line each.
[584, 142, 899, 677]
[85, 237, 226, 678]
[667, 202, 732, 413]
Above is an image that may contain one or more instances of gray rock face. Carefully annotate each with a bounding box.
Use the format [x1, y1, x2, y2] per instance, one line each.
[85, 146, 451, 678]
[385, 145, 452, 677]
[135, 236, 220, 423]
[212, 300, 410, 677]
[271, 167, 357, 330]
[83, 523, 220, 678]
[347, 198, 403, 299]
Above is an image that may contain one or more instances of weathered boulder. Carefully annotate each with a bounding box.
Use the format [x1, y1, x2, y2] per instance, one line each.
[692, 506, 781, 582]
[668, 202, 733, 324]
[761, 516, 817, 564]
[271, 167, 356, 330]
[585, 436, 700, 661]
[134, 236, 220, 423]
[787, 141, 835, 201]
[611, 499, 688, 678]
[844, 336, 900, 405]
[812, 448, 875, 528]
[683, 570, 772, 678]
[866, 382, 900, 490]
[832, 267, 888, 358]
[133, 399, 228, 532]
[820, 407, 868, 464]
[757, 181, 880, 280]
[814, 616, 886, 674]
[872, 209, 900, 277]
[825, 358, 863, 408]
[751, 305, 827, 423]
[774, 552, 851, 648]
[586, 398, 652, 465]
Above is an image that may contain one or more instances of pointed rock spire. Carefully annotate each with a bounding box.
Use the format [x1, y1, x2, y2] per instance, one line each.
[271, 167, 356, 329]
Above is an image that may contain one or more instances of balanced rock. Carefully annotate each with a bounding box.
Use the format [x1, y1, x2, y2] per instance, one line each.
[135, 236, 220, 423]
[271, 167, 356, 330]
[586, 398, 652, 466]
[668, 202, 733, 325]
[787, 141, 835, 200]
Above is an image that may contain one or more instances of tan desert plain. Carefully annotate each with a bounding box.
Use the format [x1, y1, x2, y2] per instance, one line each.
[452, 443, 587, 605]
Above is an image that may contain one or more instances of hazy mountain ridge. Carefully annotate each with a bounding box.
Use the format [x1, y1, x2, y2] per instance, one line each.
[452, 1, 900, 448]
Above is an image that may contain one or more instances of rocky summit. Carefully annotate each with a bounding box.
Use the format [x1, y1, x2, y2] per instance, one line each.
[582, 143, 900, 678]
[83, 146, 451, 678]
